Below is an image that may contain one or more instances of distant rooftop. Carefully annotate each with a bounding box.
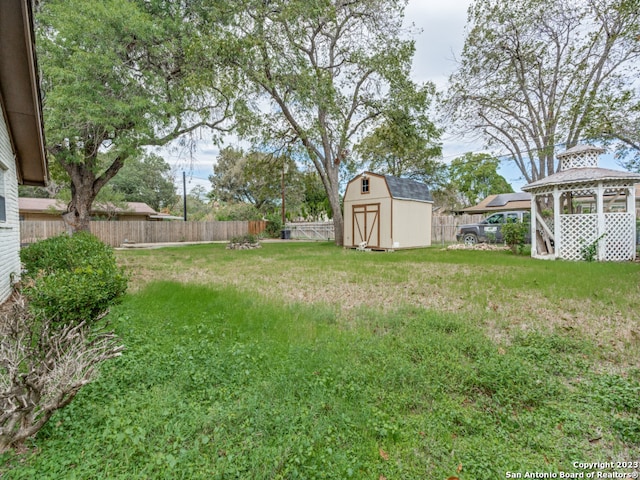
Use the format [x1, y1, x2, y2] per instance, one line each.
[462, 192, 531, 213]
[18, 198, 158, 215]
[486, 192, 531, 207]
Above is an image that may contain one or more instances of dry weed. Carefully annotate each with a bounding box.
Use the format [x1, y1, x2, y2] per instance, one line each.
[117, 247, 640, 368]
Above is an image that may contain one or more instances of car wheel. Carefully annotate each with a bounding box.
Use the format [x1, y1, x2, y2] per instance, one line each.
[463, 233, 478, 246]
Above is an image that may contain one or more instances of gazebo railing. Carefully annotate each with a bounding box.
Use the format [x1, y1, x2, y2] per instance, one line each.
[604, 212, 635, 261]
[558, 212, 636, 261]
[559, 214, 599, 261]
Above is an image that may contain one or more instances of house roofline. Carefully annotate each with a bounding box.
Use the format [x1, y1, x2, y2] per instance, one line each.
[0, 0, 48, 186]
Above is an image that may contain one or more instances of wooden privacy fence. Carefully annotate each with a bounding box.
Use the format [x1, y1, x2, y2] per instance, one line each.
[20, 220, 266, 247]
[287, 215, 487, 244]
[431, 214, 484, 244]
[249, 220, 267, 236]
[20, 216, 484, 247]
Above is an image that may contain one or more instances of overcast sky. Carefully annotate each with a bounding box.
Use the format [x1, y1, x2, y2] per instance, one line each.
[404, 0, 470, 90]
[166, 0, 534, 194]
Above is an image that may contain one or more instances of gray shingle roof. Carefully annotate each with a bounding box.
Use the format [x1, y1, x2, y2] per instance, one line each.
[384, 175, 433, 202]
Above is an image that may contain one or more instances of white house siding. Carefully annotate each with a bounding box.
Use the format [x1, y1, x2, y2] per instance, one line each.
[0, 111, 20, 303]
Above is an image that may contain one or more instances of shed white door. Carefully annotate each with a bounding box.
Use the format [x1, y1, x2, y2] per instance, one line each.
[352, 204, 380, 248]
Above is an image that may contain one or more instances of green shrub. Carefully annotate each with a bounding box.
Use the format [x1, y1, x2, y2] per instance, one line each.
[20, 232, 128, 324]
[264, 212, 283, 238]
[214, 202, 262, 221]
[501, 220, 528, 254]
[580, 233, 606, 262]
[229, 233, 258, 244]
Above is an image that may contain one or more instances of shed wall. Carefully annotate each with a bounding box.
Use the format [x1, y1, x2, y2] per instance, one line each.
[392, 199, 432, 248]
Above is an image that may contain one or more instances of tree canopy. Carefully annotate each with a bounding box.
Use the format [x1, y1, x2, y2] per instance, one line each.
[447, 153, 513, 207]
[213, 0, 431, 245]
[109, 153, 177, 212]
[445, 0, 640, 183]
[355, 83, 444, 189]
[208, 146, 303, 216]
[36, 0, 237, 232]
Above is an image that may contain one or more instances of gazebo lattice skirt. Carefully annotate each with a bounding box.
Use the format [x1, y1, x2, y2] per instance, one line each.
[558, 213, 635, 261]
[604, 212, 636, 261]
[559, 214, 598, 261]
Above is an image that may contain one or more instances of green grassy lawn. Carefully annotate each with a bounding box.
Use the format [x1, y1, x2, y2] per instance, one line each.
[2, 243, 639, 479]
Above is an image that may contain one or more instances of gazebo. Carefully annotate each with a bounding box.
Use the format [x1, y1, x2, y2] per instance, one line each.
[522, 145, 640, 261]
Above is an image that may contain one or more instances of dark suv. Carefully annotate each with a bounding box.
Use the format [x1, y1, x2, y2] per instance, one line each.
[456, 211, 531, 245]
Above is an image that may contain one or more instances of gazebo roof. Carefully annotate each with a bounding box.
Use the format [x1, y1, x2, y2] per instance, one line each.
[556, 144, 605, 158]
[522, 167, 640, 192]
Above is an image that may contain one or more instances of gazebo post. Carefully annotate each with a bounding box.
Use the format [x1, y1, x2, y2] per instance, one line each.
[553, 187, 561, 259]
[531, 194, 538, 257]
[596, 183, 605, 261]
[629, 185, 637, 253]
[627, 185, 635, 217]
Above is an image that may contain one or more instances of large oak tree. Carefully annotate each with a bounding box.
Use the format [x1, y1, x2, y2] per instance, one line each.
[214, 0, 427, 245]
[36, 0, 237, 232]
[445, 0, 640, 183]
[355, 83, 444, 189]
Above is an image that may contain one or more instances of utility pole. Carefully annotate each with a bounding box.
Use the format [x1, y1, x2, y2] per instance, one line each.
[281, 161, 288, 238]
[183, 171, 187, 222]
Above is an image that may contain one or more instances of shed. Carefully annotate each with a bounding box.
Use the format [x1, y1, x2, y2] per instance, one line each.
[0, 0, 48, 303]
[343, 172, 433, 250]
[522, 145, 640, 261]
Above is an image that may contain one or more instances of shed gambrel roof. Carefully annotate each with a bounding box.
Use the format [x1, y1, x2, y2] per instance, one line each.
[384, 175, 433, 203]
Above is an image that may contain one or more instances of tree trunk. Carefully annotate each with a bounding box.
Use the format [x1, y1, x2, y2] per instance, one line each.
[57, 153, 125, 235]
[332, 206, 344, 247]
[62, 182, 94, 234]
[322, 159, 344, 246]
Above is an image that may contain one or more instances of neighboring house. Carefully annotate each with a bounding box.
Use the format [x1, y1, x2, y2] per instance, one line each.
[343, 172, 433, 250]
[461, 192, 532, 214]
[18, 198, 177, 221]
[0, 0, 48, 303]
[463, 187, 640, 217]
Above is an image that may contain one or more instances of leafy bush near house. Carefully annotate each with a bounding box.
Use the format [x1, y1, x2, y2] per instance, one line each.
[20, 232, 128, 324]
[501, 220, 528, 254]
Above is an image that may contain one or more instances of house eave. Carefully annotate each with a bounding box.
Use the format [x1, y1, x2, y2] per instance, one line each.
[0, 0, 48, 186]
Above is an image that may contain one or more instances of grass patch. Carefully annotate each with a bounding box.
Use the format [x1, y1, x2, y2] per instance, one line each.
[2, 244, 639, 478]
[118, 243, 640, 366]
